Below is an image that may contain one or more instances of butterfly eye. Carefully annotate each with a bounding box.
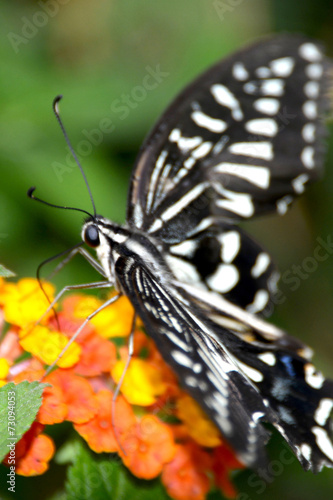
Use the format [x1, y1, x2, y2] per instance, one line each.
[84, 225, 100, 247]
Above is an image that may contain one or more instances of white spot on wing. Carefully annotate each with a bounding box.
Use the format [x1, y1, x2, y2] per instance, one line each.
[305, 364, 325, 389]
[253, 411, 265, 421]
[215, 188, 254, 217]
[245, 118, 278, 137]
[251, 252, 270, 278]
[185, 376, 198, 387]
[232, 62, 249, 81]
[244, 81, 257, 94]
[305, 63, 323, 79]
[193, 363, 202, 373]
[211, 84, 244, 121]
[261, 79, 285, 96]
[303, 100, 317, 119]
[148, 218, 163, 233]
[304, 81, 320, 98]
[292, 173, 310, 194]
[315, 398, 333, 426]
[237, 360, 264, 382]
[170, 240, 197, 257]
[229, 141, 273, 160]
[312, 426, 333, 461]
[246, 290, 269, 313]
[302, 124, 315, 143]
[258, 352, 276, 366]
[270, 57, 295, 77]
[276, 195, 293, 215]
[301, 146, 315, 168]
[171, 350, 193, 368]
[255, 66, 271, 78]
[300, 443, 312, 461]
[299, 42, 322, 62]
[166, 255, 203, 284]
[254, 97, 280, 115]
[191, 110, 228, 133]
[192, 141, 213, 159]
[206, 264, 239, 293]
[218, 231, 241, 263]
[169, 128, 202, 151]
[214, 163, 270, 189]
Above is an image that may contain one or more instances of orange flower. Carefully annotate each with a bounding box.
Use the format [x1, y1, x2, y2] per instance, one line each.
[176, 394, 222, 447]
[4, 422, 55, 476]
[38, 370, 98, 424]
[48, 309, 95, 342]
[13, 358, 45, 383]
[73, 332, 117, 377]
[0, 329, 23, 363]
[161, 442, 211, 500]
[0, 279, 242, 496]
[212, 443, 244, 498]
[120, 414, 176, 479]
[74, 389, 136, 453]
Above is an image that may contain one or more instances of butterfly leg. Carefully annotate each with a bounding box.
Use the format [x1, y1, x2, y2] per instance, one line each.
[45, 246, 106, 280]
[112, 313, 137, 454]
[41, 292, 122, 378]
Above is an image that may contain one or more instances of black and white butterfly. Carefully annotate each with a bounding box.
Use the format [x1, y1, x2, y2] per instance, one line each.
[33, 35, 333, 473]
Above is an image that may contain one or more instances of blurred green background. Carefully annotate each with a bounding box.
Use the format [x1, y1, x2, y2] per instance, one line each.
[1, 0, 333, 498]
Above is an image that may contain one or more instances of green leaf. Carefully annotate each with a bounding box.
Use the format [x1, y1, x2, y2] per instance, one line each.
[0, 264, 15, 278]
[0, 381, 48, 461]
[66, 441, 171, 500]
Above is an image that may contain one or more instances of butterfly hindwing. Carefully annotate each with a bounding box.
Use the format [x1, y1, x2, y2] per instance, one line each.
[164, 221, 278, 314]
[220, 330, 333, 472]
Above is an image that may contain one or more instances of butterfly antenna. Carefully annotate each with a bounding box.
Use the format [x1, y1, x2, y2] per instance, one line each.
[27, 187, 94, 219]
[53, 95, 97, 217]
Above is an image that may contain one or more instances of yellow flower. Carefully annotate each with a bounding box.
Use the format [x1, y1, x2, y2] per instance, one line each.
[176, 394, 222, 447]
[0, 278, 55, 327]
[0, 357, 10, 386]
[0, 357, 10, 378]
[72, 294, 135, 338]
[112, 358, 167, 406]
[19, 325, 81, 368]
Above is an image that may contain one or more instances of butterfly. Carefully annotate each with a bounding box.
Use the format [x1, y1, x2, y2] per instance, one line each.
[32, 34, 333, 473]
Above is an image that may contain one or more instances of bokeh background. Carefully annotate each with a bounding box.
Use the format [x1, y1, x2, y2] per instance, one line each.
[1, 0, 333, 499]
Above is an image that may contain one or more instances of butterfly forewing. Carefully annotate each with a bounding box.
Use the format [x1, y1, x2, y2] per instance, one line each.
[127, 35, 332, 240]
[114, 252, 272, 468]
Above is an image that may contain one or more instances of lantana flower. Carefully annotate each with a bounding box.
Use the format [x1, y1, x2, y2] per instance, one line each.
[0, 277, 243, 499]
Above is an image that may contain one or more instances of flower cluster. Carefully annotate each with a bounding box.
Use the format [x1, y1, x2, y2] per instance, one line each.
[0, 277, 243, 499]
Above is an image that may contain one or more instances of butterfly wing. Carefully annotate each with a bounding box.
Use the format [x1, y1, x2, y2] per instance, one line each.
[127, 35, 332, 242]
[164, 221, 279, 314]
[115, 254, 272, 468]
